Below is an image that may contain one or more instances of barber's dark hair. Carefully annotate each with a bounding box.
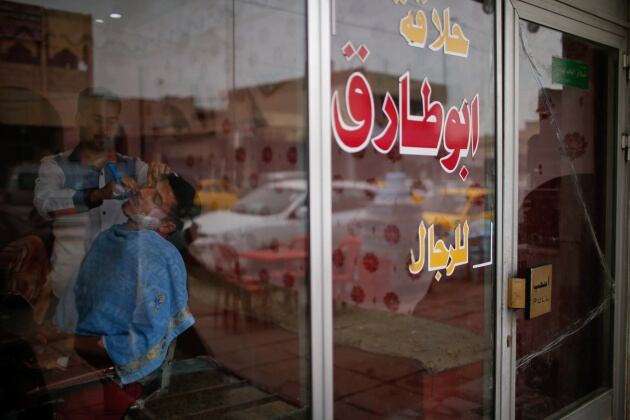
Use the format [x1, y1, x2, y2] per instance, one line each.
[77, 87, 122, 114]
[165, 173, 200, 232]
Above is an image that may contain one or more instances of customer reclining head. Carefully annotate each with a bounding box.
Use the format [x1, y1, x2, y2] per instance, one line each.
[72, 173, 199, 384]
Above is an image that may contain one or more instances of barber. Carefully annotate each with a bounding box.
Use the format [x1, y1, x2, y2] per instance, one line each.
[34, 87, 170, 300]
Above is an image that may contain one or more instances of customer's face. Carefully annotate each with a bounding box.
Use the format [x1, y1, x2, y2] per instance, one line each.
[77, 99, 120, 152]
[124, 180, 176, 218]
[123, 180, 177, 234]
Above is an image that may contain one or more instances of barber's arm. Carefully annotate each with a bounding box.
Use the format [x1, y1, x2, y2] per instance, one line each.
[34, 157, 81, 218]
[34, 158, 127, 216]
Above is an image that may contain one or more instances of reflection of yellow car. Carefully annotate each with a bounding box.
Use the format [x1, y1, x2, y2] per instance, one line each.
[422, 187, 492, 230]
[196, 179, 239, 211]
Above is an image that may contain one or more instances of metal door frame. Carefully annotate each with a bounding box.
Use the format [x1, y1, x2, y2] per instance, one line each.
[307, 1, 333, 419]
[499, 1, 629, 419]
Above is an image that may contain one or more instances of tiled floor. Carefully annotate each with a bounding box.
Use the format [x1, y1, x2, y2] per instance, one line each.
[185, 271, 492, 419]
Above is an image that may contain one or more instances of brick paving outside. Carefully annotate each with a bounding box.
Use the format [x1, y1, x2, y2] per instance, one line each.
[186, 271, 492, 419]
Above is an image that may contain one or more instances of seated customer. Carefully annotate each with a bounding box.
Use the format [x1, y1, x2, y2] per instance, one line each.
[72, 174, 198, 384]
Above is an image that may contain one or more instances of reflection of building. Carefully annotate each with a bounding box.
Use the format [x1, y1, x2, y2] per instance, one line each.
[0, 0, 92, 174]
[114, 76, 310, 188]
[0, 1, 92, 113]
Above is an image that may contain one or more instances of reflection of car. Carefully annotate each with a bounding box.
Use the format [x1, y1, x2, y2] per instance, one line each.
[4, 163, 39, 207]
[1, 163, 41, 220]
[260, 171, 305, 183]
[196, 179, 239, 211]
[421, 187, 492, 232]
[189, 179, 377, 271]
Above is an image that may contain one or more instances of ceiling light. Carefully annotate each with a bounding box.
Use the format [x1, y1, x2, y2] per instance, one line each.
[95, 18, 104, 23]
[109, 13, 122, 19]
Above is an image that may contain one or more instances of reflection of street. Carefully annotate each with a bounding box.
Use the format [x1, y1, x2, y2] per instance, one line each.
[338, 173, 494, 313]
[189, 178, 376, 284]
[186, 261, 489, 418]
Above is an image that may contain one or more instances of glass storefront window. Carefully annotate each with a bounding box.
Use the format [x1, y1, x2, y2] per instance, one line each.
[0, 1, 310, 418]
[330, 1, 496, 418]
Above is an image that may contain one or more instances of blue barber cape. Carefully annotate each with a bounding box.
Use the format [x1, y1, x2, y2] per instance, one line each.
[74, 224, 194, 384]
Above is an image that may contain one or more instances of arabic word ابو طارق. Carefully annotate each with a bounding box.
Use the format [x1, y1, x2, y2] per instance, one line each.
[332, 72, 480, 178]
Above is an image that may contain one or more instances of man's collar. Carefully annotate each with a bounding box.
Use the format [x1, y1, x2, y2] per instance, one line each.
[70, 143, 119, 166]
[68, 146, 81, 163]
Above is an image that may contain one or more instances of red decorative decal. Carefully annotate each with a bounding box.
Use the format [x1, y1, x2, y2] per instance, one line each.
[459, 166, 469, 181]
[333, 248, 345, 268]
[362, 253, 379, 273]
[351, 285, 366, 304]
[356, 44, 370, 62]
[283, 272, 295, 288]
[342, 41, 355, 60]
[262, 146, 273, 163]
[384, 292, 400, 312]
[563, 132, 587, 160]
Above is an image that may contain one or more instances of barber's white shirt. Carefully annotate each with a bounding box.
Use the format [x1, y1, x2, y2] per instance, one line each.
[34, 149, 148, 297]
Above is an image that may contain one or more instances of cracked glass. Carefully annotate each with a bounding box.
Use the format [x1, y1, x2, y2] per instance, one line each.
[516, 20, 617, 419]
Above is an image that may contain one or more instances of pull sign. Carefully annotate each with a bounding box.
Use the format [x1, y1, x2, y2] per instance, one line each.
[526, 264, 552, 320]
[622, 134, 629, 162]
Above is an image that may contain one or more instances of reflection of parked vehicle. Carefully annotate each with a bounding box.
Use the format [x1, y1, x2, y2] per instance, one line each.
[196, 179, 239, 211]
[1, 163, 42, 222]
[3, 163, 39, 207]
[189, 179, 377, 271]
[421, 187, 492, 232]
[349, 173, 431, 312]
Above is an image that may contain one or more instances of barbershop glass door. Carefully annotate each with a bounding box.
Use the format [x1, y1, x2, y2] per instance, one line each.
[506, 5, 627, 420]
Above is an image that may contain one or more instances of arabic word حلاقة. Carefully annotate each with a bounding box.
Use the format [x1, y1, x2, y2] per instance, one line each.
[399, 7, 470, 57]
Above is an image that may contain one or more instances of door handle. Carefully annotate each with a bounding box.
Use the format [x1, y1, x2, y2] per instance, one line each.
[508, 277, 526, 309]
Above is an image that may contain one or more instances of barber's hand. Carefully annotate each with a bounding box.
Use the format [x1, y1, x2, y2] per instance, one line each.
[147, 162, 172, 186]
[120, 176, 138, 192]
[89, 180, 116, 203]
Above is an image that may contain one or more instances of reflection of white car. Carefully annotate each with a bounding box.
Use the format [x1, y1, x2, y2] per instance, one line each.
[189, 179, 376, 272]
[1, 163, 40, 218]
